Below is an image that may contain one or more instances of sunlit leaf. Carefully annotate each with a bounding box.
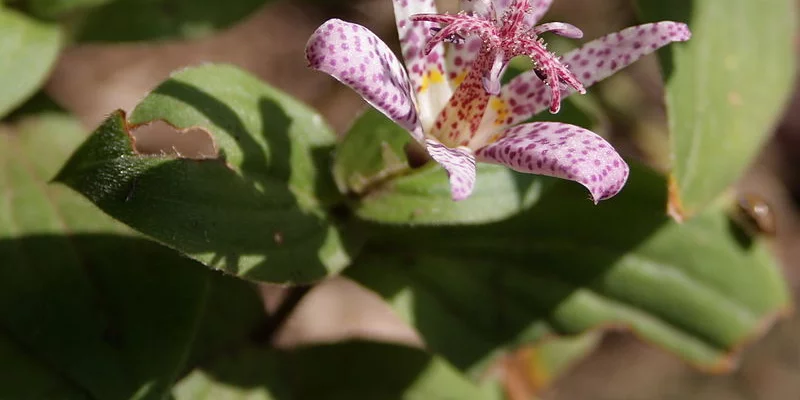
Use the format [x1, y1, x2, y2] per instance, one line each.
[0, 7, 61, 118]
[335, 109, 564, 225]
[637, 0, 796, 218]
[334, 88, 600, 225]
[56, 64, 361, 283]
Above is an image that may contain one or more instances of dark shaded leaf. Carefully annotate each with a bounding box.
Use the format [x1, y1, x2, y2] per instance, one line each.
[0, 113, 265, 399]
[347, 163, 789, 374]
[27, 0, 115, 18]
[77, 0, 271, 42]
[175, 341, 501, 399]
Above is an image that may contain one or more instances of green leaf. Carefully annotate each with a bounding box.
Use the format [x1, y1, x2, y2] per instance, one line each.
[0, 7, 62, 119]
[354, 163, 554, 225]
[335, 110, 556, 225]
[637, 0, 796, 218]
[0, 331, 89, 399]
[335, 80, 602, 226]
[496, 332, 601, 396]
[346, 163, 789, 375]
[56, 64, 360, 283]
[0, 113, 266, 399]
[5, 90, 66, 121]
[76, 0, 272, 42]
[27, 0, 116, 18]
[332, 109, 413, 196]
[174, 341, 501, 400]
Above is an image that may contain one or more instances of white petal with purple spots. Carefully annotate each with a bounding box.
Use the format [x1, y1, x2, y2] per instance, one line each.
[533, 22, 584, 38]
[492, 0, 512, 18]
[393, 0, 453, 131]
[498, 0, 555, 30]
[306, 19, 423, 141]
[444, 36, 483, 91]
[425, 139, 477, 201]
[461, 0, 495, 17]
[476, 21, 691, 136]
[475, 122, 629, 203]
[525, 0, 554, 27]
[447, 1, 487, 90]
[308, 1, 691, 204]
[414, 0, 588, 130]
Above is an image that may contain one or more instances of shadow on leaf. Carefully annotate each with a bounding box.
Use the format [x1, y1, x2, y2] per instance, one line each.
[346, 161, 786, 373]
[56, 67, 358, 283]
[0, 233, 264, 400]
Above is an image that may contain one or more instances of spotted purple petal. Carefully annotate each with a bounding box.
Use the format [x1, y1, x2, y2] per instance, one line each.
[533, 22, 584, 39]
[425, 139, 477, 201]
[475, 122, 629, 203]
[497, 0, 555, 30]
[475, 21, 691, 136]
[415, 0, 586, 137]
[492, 0, 513, 18]
[462, 0, 550, 29]
[461, 0, 496, 18]
[306, 19, 423, 141]
[444, 36, 482, 90]
[443, 1, 489, 91]
[393, 0, 452, 131]
[430, 50, 495, 148]
[566, 22, 691, 88]
[525, 0, 554, 27]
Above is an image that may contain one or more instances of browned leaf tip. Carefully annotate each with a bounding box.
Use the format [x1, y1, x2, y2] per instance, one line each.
[667, 173, 687, 223]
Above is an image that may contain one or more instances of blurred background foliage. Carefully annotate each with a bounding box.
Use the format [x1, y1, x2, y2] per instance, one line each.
[0, 0, 799, 399]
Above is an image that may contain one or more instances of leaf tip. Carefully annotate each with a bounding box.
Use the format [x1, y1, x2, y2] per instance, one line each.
[52, 109, 130, 186]
[703, 302, 793, 374]
[667, 173, 687, 222]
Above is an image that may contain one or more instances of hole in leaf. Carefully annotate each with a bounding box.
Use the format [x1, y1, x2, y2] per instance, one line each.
[130, 120, 218, 159]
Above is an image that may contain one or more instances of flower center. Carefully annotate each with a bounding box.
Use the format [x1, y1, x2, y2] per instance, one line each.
[411, 0, 586, 115]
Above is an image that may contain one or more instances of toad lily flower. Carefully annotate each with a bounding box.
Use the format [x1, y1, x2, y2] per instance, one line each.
[306, 0, 691, 202]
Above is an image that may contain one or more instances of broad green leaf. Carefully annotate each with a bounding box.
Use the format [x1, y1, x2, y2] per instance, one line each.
[77, 0, 271, 42]
[354, 163, 554, 225]
[56, 64, 360, 283]
[27, 0, 115, 18]
[335, 95, 599, 226]
[332, 109, 413, 196]
[336, 109, 548, 226]
[175, 341, 502, 400]
[336, 110, 555, 225]
[0, 113, 265, 399]
[334, 110, 555, 226]
[0, 7, 62, 119]
[637, 0, 796, 218]
[347, 164, 789, 375]
[0, 331, 89, 399]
